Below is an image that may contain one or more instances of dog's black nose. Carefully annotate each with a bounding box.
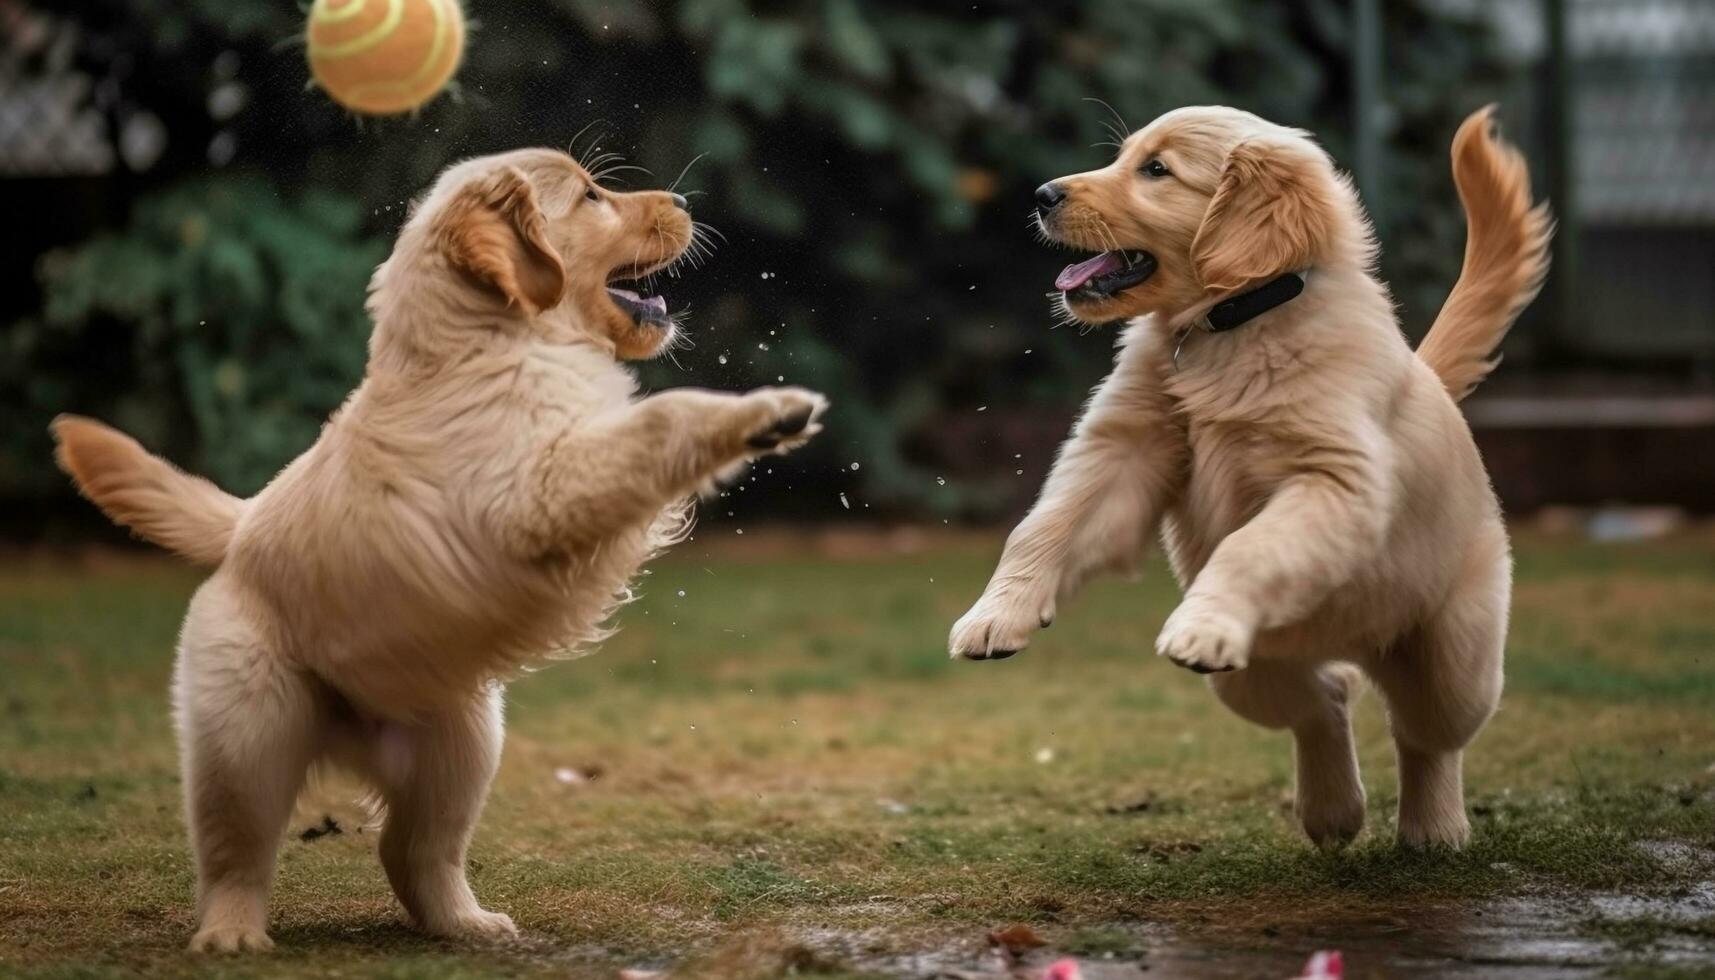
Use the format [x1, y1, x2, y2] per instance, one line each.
[1035, 182, 1067, 211]
[669, 192, 688, 210]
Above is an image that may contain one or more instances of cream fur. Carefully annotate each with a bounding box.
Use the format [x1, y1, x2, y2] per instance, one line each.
[951, 106, 1549, 850]
[52, 147, 826, 951]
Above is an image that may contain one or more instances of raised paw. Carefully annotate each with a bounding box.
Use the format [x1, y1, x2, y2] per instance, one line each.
[1155, 598, 1253, 673]
[189, 924, 274, 954]
[949, 587, 1056, 661]
[738, 387, 828, 455]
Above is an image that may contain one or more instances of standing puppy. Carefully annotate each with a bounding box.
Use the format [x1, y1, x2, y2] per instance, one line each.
[53, 147, 826, 950]
[950, 106, 1548, 849]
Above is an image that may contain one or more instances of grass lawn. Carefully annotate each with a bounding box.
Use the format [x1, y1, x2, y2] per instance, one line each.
[2, 529, 1713, 978]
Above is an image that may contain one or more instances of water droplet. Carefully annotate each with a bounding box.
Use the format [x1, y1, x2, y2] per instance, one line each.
[849, 462, 860, 471]
[839, 493, 850, 510]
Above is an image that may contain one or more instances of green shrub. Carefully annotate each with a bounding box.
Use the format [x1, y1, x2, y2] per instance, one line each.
[6, 176, 382, 495]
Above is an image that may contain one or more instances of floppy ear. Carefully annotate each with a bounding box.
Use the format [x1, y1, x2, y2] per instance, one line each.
[436, 167, 567, 315]
[1190, 137, 1336, 294]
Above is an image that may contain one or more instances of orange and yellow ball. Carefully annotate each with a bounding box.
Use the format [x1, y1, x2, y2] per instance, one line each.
[306, 0, 465, 116]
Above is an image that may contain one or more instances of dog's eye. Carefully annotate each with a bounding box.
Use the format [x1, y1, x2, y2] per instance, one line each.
[1140, 158, 1171, 179]
[584, 186, 601, 203]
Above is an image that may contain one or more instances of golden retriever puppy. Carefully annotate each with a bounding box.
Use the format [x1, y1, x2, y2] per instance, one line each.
[51, 147, 827, 951]
[951, 106, 1549, 849]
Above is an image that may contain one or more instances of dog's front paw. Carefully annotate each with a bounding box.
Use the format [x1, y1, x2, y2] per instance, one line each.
[737, 387, 828, 455]
[949, 587, 1056, 661]
[189, 924, 274, 954]
[1298, 785, 1367, 851]
[1155, 598, 1253, 673]
[424, 908, 519, 943]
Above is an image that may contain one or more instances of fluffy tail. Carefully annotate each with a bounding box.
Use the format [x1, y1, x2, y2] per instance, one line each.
[1416, 105, 1553, 402]
[51, 415, 243, 566]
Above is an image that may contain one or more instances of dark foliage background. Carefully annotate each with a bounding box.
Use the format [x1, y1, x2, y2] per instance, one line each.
[1, 0, 1519, 527]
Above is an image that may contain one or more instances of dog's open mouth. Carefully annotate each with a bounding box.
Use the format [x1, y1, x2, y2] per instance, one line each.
[606, 286, 669, 326]
[1056, 249, 1157, 302]
[605, 262, 674, 328]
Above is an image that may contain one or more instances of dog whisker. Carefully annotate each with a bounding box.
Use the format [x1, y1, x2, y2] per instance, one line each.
[661, 344, 688, 371]
[1084, 96, 1131, 143]
[1094, 219, 1122, 256]
[668, 152, 708, 194]
[591, 163, 652, 185]
[584, 153, 624, 176]
[567, 119, 608, 159]
[691, 221, 727, 244]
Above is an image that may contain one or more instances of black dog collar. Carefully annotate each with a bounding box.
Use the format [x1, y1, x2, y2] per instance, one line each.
[1204, 271, 1306, 332]
[1172, 271, 1308, 370]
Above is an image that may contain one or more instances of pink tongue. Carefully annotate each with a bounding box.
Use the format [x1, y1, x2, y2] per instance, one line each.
[609, 287, 669, 315]
[1055, 251, 1124, 291]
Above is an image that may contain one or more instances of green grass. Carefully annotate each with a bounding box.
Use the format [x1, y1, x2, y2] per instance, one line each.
[2, 530, 1714, 978]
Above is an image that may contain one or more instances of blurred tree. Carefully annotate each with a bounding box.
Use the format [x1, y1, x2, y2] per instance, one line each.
[3, 0, 1518, 520]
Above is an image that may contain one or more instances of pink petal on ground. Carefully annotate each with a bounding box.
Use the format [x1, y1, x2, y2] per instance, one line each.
[1298, 950, 1343, 977]
[1044, 958, 1083, 980]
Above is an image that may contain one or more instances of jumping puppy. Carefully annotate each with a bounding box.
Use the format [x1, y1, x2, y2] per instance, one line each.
[53, 147, 826, 950]
[950, 106, 1549, 849]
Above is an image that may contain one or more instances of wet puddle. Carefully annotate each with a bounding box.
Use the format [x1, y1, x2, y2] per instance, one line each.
[764, 883, 1715, 978]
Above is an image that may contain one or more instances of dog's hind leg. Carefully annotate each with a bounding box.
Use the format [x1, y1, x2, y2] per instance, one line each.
[372, 684, 515, 941]
[175, 584, 322, 952]
[1210, 660, 1367, 848]
[1366, 535, 1509, 848]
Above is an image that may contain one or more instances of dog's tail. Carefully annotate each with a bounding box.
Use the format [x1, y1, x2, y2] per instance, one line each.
[1415, 105, 1553, 402]
[51, 415, 244, 566]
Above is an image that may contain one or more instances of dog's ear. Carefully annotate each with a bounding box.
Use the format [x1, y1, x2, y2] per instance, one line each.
[1191, 137, 1336, 294]
[436, 167, 566, 315]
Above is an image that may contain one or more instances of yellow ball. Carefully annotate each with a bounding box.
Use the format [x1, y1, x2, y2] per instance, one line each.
[306, 0, 465, 116]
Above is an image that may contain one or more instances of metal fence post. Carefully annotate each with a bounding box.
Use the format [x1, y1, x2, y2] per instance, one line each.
[1352, 0, 1383, 233]
[1543, 0, 1577, 362]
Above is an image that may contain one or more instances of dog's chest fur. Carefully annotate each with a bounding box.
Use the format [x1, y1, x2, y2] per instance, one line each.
[1153, 322, 1323, 570]
[229, 342, 678, 718]
[1133, 293, 1490, 653]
